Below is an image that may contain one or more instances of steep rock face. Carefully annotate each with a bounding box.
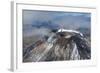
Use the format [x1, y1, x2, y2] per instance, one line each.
[23, 29, 91, 62]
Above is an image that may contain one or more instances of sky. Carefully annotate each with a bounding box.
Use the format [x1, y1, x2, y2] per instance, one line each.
[23, 10, 91, 37]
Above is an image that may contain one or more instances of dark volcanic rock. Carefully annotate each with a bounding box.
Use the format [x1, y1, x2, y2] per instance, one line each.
[23, 29, 91, 62]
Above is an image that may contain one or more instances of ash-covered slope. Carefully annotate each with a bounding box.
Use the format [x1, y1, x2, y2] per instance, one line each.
[23, 29, 91, 62]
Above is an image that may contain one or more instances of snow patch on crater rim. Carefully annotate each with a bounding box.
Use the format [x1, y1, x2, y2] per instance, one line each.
[57, 29, 84, 37]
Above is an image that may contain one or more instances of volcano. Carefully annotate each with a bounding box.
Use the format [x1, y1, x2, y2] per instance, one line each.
[23, 29, 91, 62]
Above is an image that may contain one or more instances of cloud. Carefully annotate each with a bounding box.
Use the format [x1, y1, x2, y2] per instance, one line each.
[23, 27, 51, 37]
[23, 10, 91, 35]
[23, 10, 57, 25]
[53, 14, 91, 29]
